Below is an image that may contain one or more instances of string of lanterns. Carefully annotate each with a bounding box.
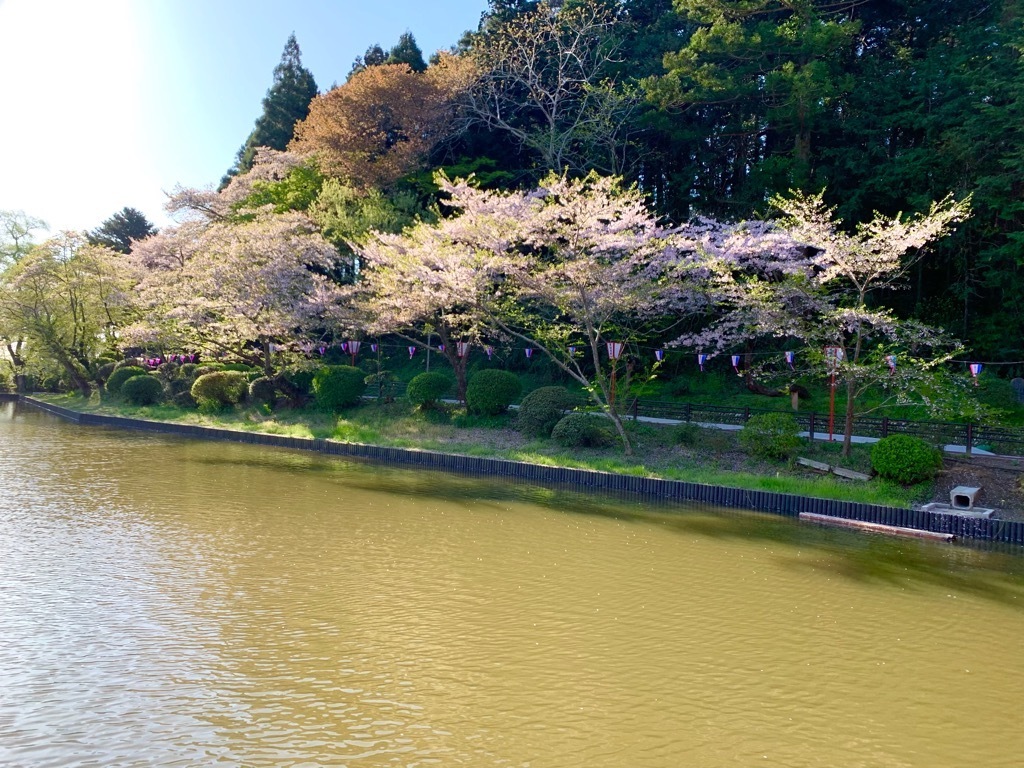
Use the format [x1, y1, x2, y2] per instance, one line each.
[142, 339, 987, 379]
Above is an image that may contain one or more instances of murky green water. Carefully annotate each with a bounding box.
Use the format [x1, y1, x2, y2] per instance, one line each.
[2, 402, 1023, 767]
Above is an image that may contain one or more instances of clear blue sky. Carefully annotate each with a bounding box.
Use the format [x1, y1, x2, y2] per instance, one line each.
[0, 0, 489, 234]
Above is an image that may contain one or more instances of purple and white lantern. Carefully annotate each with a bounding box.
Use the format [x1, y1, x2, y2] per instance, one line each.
[655, 349, 664, 362]
[525, 348, 534, 359]
[408, 346, 417, 359]
[457, 341, 470, 358]
[886, 354, 897, 374]
[785, 350, 795, 369]
[348, 340, 361, 357]
[606, 341, 624, 360]
[697, 353, 708, 372]
[485, 345, 494, 361]
[731, 355, 741, 374]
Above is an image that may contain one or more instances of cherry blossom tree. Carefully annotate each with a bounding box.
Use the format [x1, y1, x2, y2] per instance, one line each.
[127, 211, 353, 375]
[356, 173, 535, 401]
[671, 190, 972, 456]
[773, 190, 971, 455]
[359, 172, 689, 452]
[0, 234, 132, 396]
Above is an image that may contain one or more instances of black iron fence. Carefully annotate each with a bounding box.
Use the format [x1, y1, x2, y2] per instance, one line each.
[627, 399, 1024, 456]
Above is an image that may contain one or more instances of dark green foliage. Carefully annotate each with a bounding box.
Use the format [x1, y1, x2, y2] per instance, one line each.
[672, 422, 702, 447]
[86, 207, 156, 253]
[871, 435, 943, 485]
[194, 364, 224, 376]
[220, 363, 253, 373]
[466, 369, 521, 415]
[223, 34, 318, 184]
[551, 413, 615, 448]
[517, 386, 576, 437]
[96, 361, 116, 383]
[179, 363, 198, 380]
[284, 365, 316, 397]
[407, 372, 454, 409]
[387, 32, 427, 72]
[121, 375, 165, 406]
[349, 43, 387, 78]
[167, 378, 192, 396]
[113, 359, 143, 370]
[106, 365, 148, 395]
[191, 371, 249, 412]
[740, 413, 803, 460]
[312, 365, 366, 411]
[249, 376, 278, 406]
[172, 390, 197, 409]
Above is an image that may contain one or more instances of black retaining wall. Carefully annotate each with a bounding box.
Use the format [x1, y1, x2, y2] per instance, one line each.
[15, 396, 1024, 547]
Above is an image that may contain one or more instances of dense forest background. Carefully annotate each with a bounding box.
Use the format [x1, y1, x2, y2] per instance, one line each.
[381, 0, 1022, 364]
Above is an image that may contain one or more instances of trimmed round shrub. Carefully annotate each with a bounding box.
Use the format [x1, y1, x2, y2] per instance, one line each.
[551, 412, 614, 448]
[121, 374, 165, 406]
[106, 365, 148, 396]
[466, 369, 522, 415]
[517, 386, 576, 437]
[113, 359, 143, 370]
[249, 376, 278, 406]
[871, 434, 943, 484]
[312, 365, 366, 411]
[193, 363, 224, 376]
[407, 372, 454, 409]
[179, 363, 199, 380]
[739, 412, 802, 460]
[190, 371, 248, 412]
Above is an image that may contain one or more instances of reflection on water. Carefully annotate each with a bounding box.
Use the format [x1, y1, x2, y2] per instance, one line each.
[1, 403, 1023, 767]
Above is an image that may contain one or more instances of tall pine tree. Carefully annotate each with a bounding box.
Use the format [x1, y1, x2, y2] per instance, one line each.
[222, 34, 318, 186]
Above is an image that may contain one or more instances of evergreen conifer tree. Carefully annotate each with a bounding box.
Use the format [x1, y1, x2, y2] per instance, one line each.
[222, 34, 318, 186]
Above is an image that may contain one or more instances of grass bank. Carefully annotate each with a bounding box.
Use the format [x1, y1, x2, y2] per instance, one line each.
[35, 393, 930, 509]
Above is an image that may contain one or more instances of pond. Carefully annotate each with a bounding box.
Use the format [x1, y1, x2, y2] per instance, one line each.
[2, 402, 1023, 767]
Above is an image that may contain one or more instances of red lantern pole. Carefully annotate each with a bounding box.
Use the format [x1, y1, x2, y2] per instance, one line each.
[824, 346, 844, 442]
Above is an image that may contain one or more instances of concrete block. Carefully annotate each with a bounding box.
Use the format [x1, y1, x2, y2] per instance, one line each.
[950, 485, 981, 509]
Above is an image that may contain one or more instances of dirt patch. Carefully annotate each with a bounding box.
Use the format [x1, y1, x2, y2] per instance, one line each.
[935, 455, 1024, 522]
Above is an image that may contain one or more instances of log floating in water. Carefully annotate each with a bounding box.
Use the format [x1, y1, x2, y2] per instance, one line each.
[800, 512, 954, 541]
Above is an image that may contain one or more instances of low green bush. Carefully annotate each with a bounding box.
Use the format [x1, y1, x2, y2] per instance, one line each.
[248, 376, 278, 406]
[121, 374, 165, 406]
[312, 365, 366, 412]
[179, 363, 199, 380]
[739, 412, 803, 460]
[407, 372, 454, 409]
[106, 365, 148, 396]
[191, 371, 248, 412]
[517, 386, 576, 437]
[551, 412, 615, 448]
[871, 434, 943, 484]
[466, 369, 521, 415]
[672, 422, 702, 446]
[220, 363, 253, 373]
